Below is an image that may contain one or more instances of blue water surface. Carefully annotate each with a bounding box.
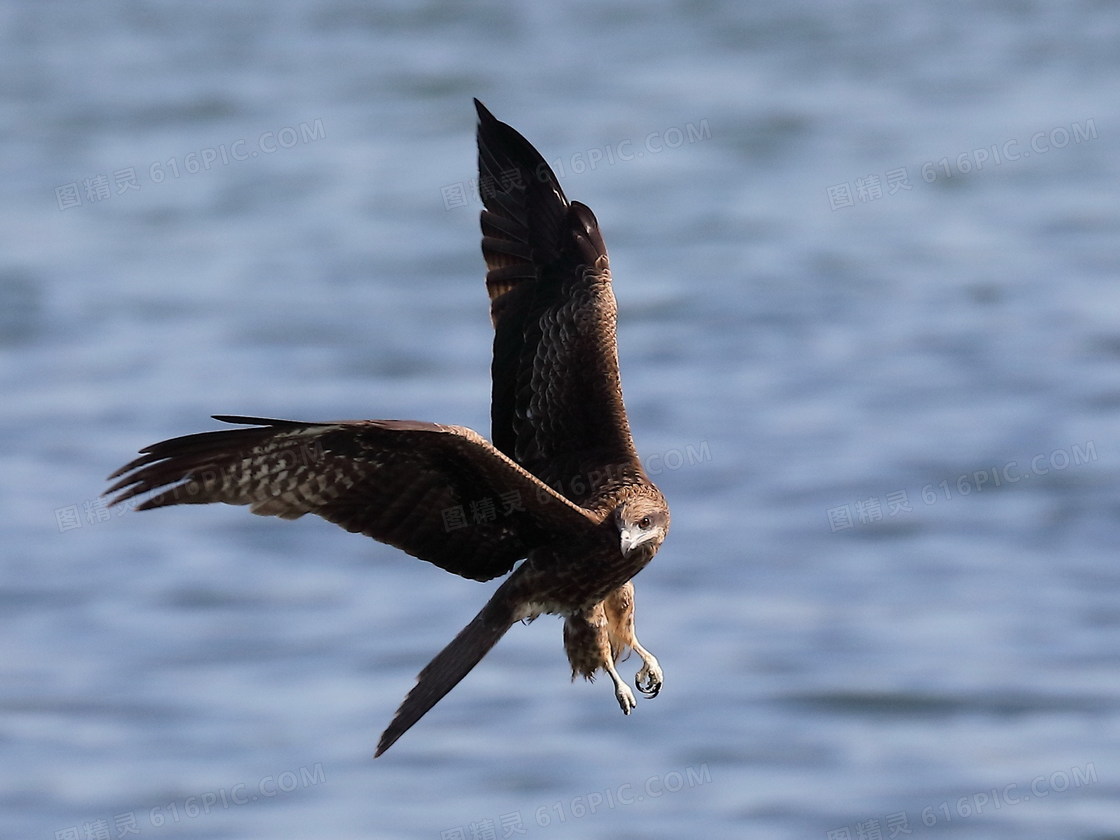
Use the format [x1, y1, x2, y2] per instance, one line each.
[3, 2, 1120, 838]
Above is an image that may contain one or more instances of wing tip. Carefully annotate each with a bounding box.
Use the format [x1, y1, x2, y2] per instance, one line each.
[373, 733, 396, 758]
[211, 414, 297, 427]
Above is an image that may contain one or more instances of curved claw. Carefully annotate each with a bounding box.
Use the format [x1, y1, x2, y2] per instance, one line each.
[635, 660, 663, 698]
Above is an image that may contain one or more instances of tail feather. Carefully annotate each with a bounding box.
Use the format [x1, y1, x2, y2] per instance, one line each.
[375, 594, 518, 757]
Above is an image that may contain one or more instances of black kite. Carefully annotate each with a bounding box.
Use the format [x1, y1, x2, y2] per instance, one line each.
[106, 100, 670, 756]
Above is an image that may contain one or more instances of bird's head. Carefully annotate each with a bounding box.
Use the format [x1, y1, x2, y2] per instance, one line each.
[614, 494, 670, 558]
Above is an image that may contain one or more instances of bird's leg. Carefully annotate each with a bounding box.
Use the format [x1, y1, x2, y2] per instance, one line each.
[603, 581, 663, 698]
[563, 606, 637, 714]
[600, 648, 637, 714]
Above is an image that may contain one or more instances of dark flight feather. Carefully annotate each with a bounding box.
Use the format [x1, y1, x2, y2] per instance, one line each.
[107, 416, 596, 582]
[375, 575, 522, 756]
[475, 100, 642, 503]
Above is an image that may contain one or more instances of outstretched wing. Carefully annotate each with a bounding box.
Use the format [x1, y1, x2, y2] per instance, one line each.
[475, 100, 642, 501]
[105, 416, 597, 582]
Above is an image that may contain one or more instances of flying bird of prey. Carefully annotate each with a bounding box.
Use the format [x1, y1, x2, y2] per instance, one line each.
[106, 99, 670, 756]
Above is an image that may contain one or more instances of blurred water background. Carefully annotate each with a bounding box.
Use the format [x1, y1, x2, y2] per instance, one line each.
[3, 2, 1120, 838]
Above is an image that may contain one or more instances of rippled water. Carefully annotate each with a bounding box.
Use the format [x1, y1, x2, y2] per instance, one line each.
[4, 2, 1120, 838]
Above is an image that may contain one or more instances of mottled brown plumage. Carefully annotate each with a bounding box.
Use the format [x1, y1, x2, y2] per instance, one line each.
[105, 100, 670, 757]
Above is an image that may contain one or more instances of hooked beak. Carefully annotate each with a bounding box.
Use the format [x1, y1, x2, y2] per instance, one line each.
[619, 529, 638, 557]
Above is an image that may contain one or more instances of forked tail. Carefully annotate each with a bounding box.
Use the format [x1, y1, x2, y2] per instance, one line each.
[375, 589, 520, 756]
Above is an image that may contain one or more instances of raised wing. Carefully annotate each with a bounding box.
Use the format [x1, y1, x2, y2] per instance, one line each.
[105, 416, 597, 582]
[475, 100, 642, 502]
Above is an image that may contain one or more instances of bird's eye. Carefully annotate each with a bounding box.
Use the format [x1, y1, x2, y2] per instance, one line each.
[638, 516, 652, 530]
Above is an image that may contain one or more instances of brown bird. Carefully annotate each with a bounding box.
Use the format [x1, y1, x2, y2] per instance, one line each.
[105, 99, 670, 756]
